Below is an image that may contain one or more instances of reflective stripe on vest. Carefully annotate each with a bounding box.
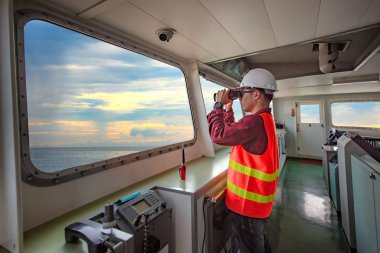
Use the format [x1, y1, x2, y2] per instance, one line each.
[229, 160, 278, 182]
[227, 180, 275, 203]
[225, 112, 279, 218]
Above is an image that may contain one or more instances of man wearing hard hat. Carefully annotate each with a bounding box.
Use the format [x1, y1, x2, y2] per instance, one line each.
[208, 68, 279, 253]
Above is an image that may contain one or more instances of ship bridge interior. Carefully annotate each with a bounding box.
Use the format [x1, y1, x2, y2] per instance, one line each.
[1, 0, 380, 253]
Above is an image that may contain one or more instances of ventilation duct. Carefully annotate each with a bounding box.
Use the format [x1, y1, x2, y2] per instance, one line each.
[312, 41, 350, 74]
[318, 43, 338, 73]
[210, 58, 249, 81]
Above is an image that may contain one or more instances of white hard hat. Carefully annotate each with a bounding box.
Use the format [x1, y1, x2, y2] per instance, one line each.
[240, 68, 277, 94]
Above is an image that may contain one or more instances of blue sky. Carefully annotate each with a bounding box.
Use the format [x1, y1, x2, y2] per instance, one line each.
[24, 20, 194, 147]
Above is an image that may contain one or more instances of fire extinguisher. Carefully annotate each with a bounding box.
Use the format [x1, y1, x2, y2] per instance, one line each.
[179, 143, 186, 180]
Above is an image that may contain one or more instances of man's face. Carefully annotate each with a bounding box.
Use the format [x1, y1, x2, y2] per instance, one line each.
[239, 87, 260, 112]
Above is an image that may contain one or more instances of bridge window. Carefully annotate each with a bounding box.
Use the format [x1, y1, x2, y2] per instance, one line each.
[19, 19, 194, 184]
[199, 76, 243, 121]
[299, 104, 320, 123]
[331, 101, 380, 129]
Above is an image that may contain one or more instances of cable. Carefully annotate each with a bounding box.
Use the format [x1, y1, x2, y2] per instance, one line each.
[102, 240, 115, 253]
[142, 214, 150, 253]
[202, 197, 209, 253]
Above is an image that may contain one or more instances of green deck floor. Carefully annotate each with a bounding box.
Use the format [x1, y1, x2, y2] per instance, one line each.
[268, 158, 350, 253]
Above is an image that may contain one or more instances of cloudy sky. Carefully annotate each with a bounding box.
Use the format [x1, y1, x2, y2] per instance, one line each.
[300, 102, 380, 128]
[331, 102, 380, 128]
[24, 20, 194, 148]
[300, 104, 320, 123]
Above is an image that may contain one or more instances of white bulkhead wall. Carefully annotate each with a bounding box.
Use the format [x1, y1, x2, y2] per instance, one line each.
[0, 0, 23, 252]
[273, 92, 380, 158]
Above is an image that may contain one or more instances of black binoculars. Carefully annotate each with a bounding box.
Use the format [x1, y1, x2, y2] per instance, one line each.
[213, 89, 242, 102]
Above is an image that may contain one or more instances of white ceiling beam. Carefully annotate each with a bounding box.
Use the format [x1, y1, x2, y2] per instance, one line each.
[276, 82, 380, 97]
[78, 0, 127, 19]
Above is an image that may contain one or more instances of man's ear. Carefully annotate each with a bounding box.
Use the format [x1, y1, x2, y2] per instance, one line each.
[254, 90, 261, 99]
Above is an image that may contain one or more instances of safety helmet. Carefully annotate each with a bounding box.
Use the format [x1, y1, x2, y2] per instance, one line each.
[240, 68, 277, 94]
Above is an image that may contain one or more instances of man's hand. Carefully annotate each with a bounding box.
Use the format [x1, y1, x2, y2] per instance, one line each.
[225, 100, 233, 112]
[215, 89, 232, 105]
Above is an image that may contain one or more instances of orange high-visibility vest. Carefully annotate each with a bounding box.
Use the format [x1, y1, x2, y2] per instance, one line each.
[226, 112, 279, 218]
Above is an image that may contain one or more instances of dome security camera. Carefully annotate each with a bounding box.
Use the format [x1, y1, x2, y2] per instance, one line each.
[156, 28, 177, 42]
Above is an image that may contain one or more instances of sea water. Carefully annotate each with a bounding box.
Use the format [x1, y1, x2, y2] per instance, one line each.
[30, 147, 149, 172]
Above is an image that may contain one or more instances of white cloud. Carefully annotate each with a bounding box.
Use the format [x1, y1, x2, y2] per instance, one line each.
[144, 60, 176, 69]
[29, 121, 51, 126]
[301, 113, 319, 123]
[41, 59, 136, 72]
[75, 87, 189, 113]
[31, 76, 189, 115]
[83, 42, 127, 55]
[128, 77, 186, 89]
[332, 104, 351, 114]
[332, 103, 380, 128]
[42, 64, 98, 71]
[373, 104, 380, 114]
[100, 59, 136, 68]
[40, 102, 91, 109]
[105, 120, 194, 143]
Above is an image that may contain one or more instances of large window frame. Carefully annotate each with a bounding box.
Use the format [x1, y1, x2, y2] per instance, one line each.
[330, 99, 380, 130]
[16, 10, 196, 186]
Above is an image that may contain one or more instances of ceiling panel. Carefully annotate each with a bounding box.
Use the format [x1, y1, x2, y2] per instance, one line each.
[96, 2, 217, 62]
[316, 0, 372, 37]
[277, 53, 380, 94]
[360, 0, 380, 27]
[213, 25, 380, 81]
[264, 0, 320, 46]
[127, 0, 245, 60]
[40, 0, 100, 14]
[78, 0, 127, 19]
[199, 0, 277, 53]
[355, 52, 380, 74]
